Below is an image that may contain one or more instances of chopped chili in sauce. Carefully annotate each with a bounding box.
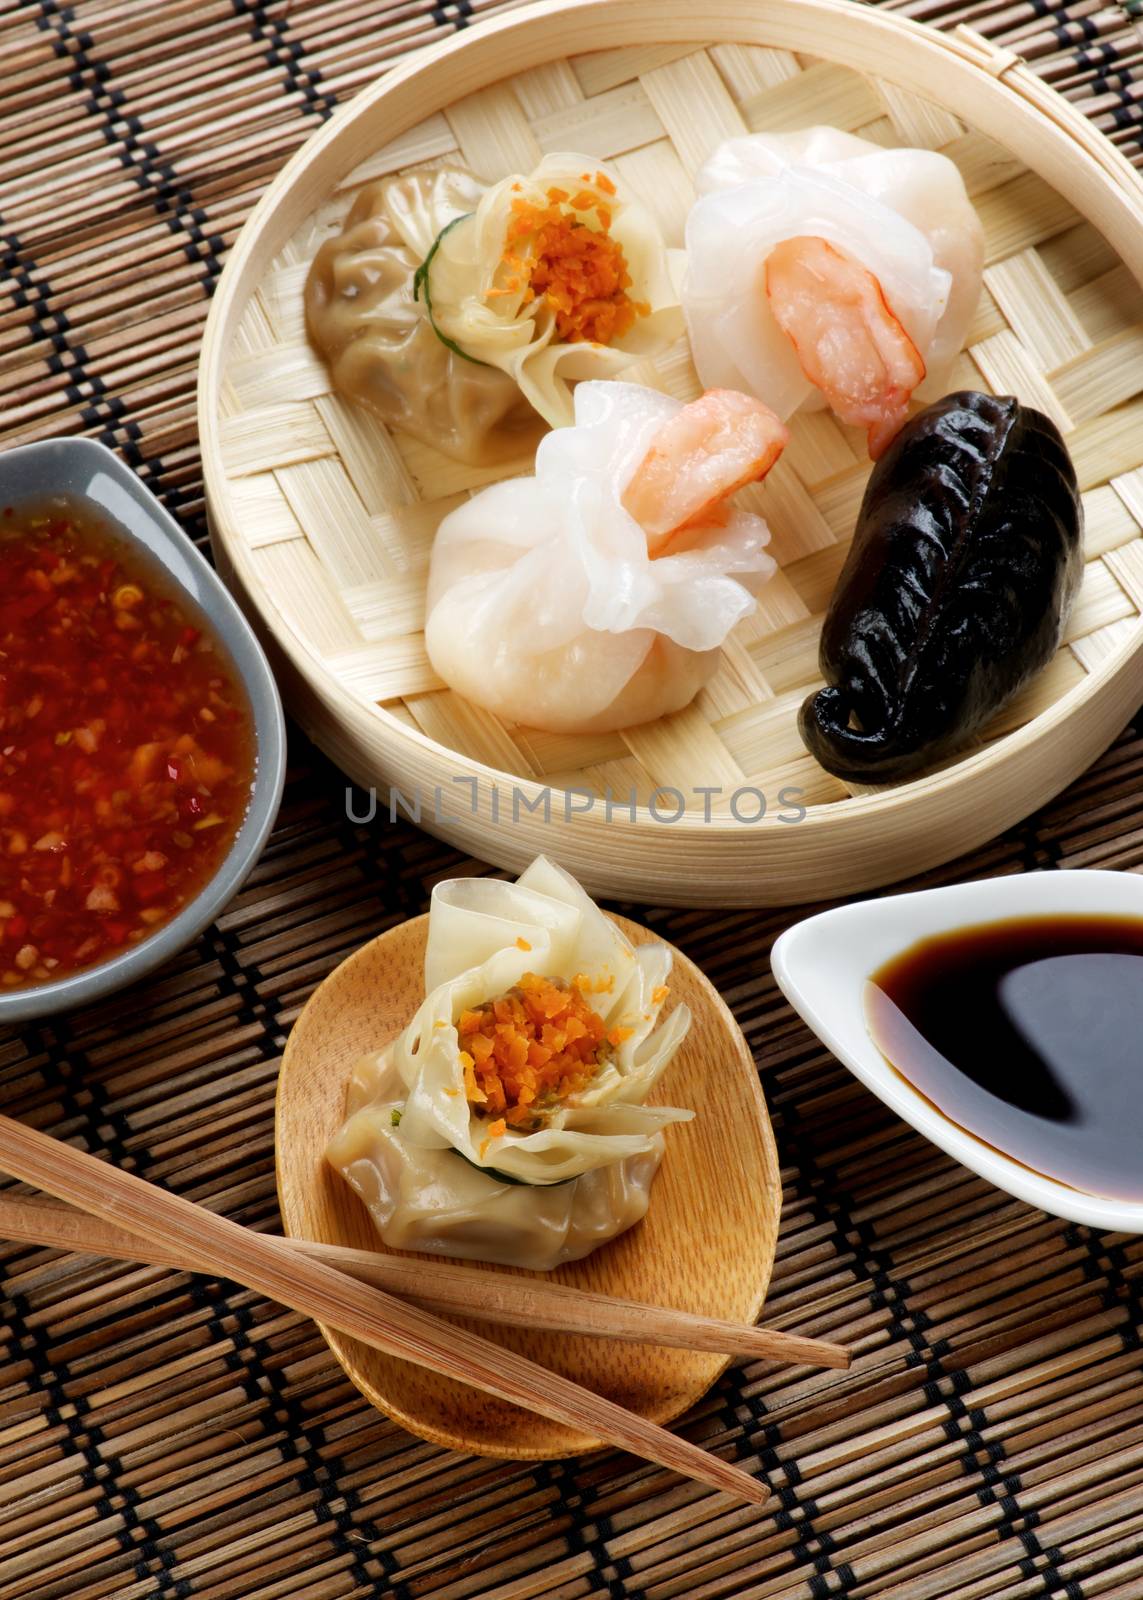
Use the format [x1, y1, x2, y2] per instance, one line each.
[0, 501, 255, 990]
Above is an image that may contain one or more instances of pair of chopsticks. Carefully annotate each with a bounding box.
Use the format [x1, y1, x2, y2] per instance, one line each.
[0, 1114, 847, 1504]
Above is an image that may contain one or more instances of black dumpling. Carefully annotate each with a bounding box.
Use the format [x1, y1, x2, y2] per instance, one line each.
[799, 391, 1083, 784]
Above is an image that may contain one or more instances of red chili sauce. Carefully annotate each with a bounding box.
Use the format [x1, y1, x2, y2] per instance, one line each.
[0, 499, 255, 991]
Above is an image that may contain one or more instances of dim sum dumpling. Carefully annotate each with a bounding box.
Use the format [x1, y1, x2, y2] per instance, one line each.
[419, 154, 684, 428]
[325, 856, 694, 1269]
[329, 1052, 666, 1270]
[380, 855, 692, 1184]
[684, 127, 984, 456]
[424, 381, 786, 733]
[305, 170, 543, 465]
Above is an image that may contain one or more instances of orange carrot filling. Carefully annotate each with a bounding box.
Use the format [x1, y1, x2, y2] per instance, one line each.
[457, 971, 617, 1130]
[490, 175, 649, 346]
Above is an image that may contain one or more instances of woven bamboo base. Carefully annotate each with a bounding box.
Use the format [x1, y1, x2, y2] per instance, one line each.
[9, 725, 1143, 1600]
[201, 0, 1143, 905]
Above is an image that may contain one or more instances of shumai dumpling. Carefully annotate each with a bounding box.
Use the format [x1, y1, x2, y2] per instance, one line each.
[326, 856, 694, 1271]
[418, 154, 684, 428]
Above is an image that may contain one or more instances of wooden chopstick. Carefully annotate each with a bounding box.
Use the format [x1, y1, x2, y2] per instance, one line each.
[0, 1192, 848, 1370]
[0, 1114, 767, 1505]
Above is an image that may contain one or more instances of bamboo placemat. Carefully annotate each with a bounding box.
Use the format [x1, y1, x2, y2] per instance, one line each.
[2, 2, 1143, 1597]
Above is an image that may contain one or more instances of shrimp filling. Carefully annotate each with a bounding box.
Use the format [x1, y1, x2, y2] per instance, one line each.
[458, 972, 634, 1137]
[765, 235, 926, 459]
[621, 389, 789, 554]
[490, 175, 649, 345]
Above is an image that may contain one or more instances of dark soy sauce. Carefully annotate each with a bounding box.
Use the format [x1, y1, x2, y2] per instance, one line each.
[864, 915, 1143, 1203]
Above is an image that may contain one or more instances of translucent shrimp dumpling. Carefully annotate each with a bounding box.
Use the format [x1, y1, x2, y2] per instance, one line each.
[684, 127, 985, 458]
[424, 381, 788, 734]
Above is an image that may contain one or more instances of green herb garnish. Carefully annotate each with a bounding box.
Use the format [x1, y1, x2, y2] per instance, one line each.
[390, 1108, 402, 1127]
[413, 214, 488, 366]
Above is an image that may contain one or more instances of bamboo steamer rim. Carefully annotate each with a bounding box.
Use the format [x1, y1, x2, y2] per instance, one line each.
[198, 0, 1143, 891]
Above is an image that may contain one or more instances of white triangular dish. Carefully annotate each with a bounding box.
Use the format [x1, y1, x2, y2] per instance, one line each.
[771, 869, 1143, 1232]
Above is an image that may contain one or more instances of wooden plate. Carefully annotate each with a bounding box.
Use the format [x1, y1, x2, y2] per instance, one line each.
[274, 911, 780, 1458]
[200, 0, 1143, 907]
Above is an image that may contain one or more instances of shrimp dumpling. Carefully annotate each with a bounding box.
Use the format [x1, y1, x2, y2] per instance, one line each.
[424, 381, 787, 734]
[684, 127, 984, 458]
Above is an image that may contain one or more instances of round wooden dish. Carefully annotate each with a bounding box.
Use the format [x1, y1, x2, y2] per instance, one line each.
[200, 0, 1143, 907]
[275, 911, 779, 1458]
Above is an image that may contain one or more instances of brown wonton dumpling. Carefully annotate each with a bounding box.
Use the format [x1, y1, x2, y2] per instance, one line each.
[304, 169, 544, 466]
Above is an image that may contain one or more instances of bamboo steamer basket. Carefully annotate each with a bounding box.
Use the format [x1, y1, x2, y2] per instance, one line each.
[199, 0, 1143, 907]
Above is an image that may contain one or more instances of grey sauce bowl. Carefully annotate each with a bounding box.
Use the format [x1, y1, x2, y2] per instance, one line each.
[0, 437, 286, 1023]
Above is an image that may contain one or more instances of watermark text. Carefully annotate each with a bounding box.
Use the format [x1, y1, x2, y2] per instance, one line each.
[346, 778, 807, 828]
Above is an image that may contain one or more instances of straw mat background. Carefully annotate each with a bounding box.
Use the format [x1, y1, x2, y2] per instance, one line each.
[2, 2, 1143, 1597]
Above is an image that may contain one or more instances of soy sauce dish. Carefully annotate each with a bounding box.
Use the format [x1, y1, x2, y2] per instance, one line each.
[771, 870, 1143, 1232]
[0, 438, 285, 1023]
